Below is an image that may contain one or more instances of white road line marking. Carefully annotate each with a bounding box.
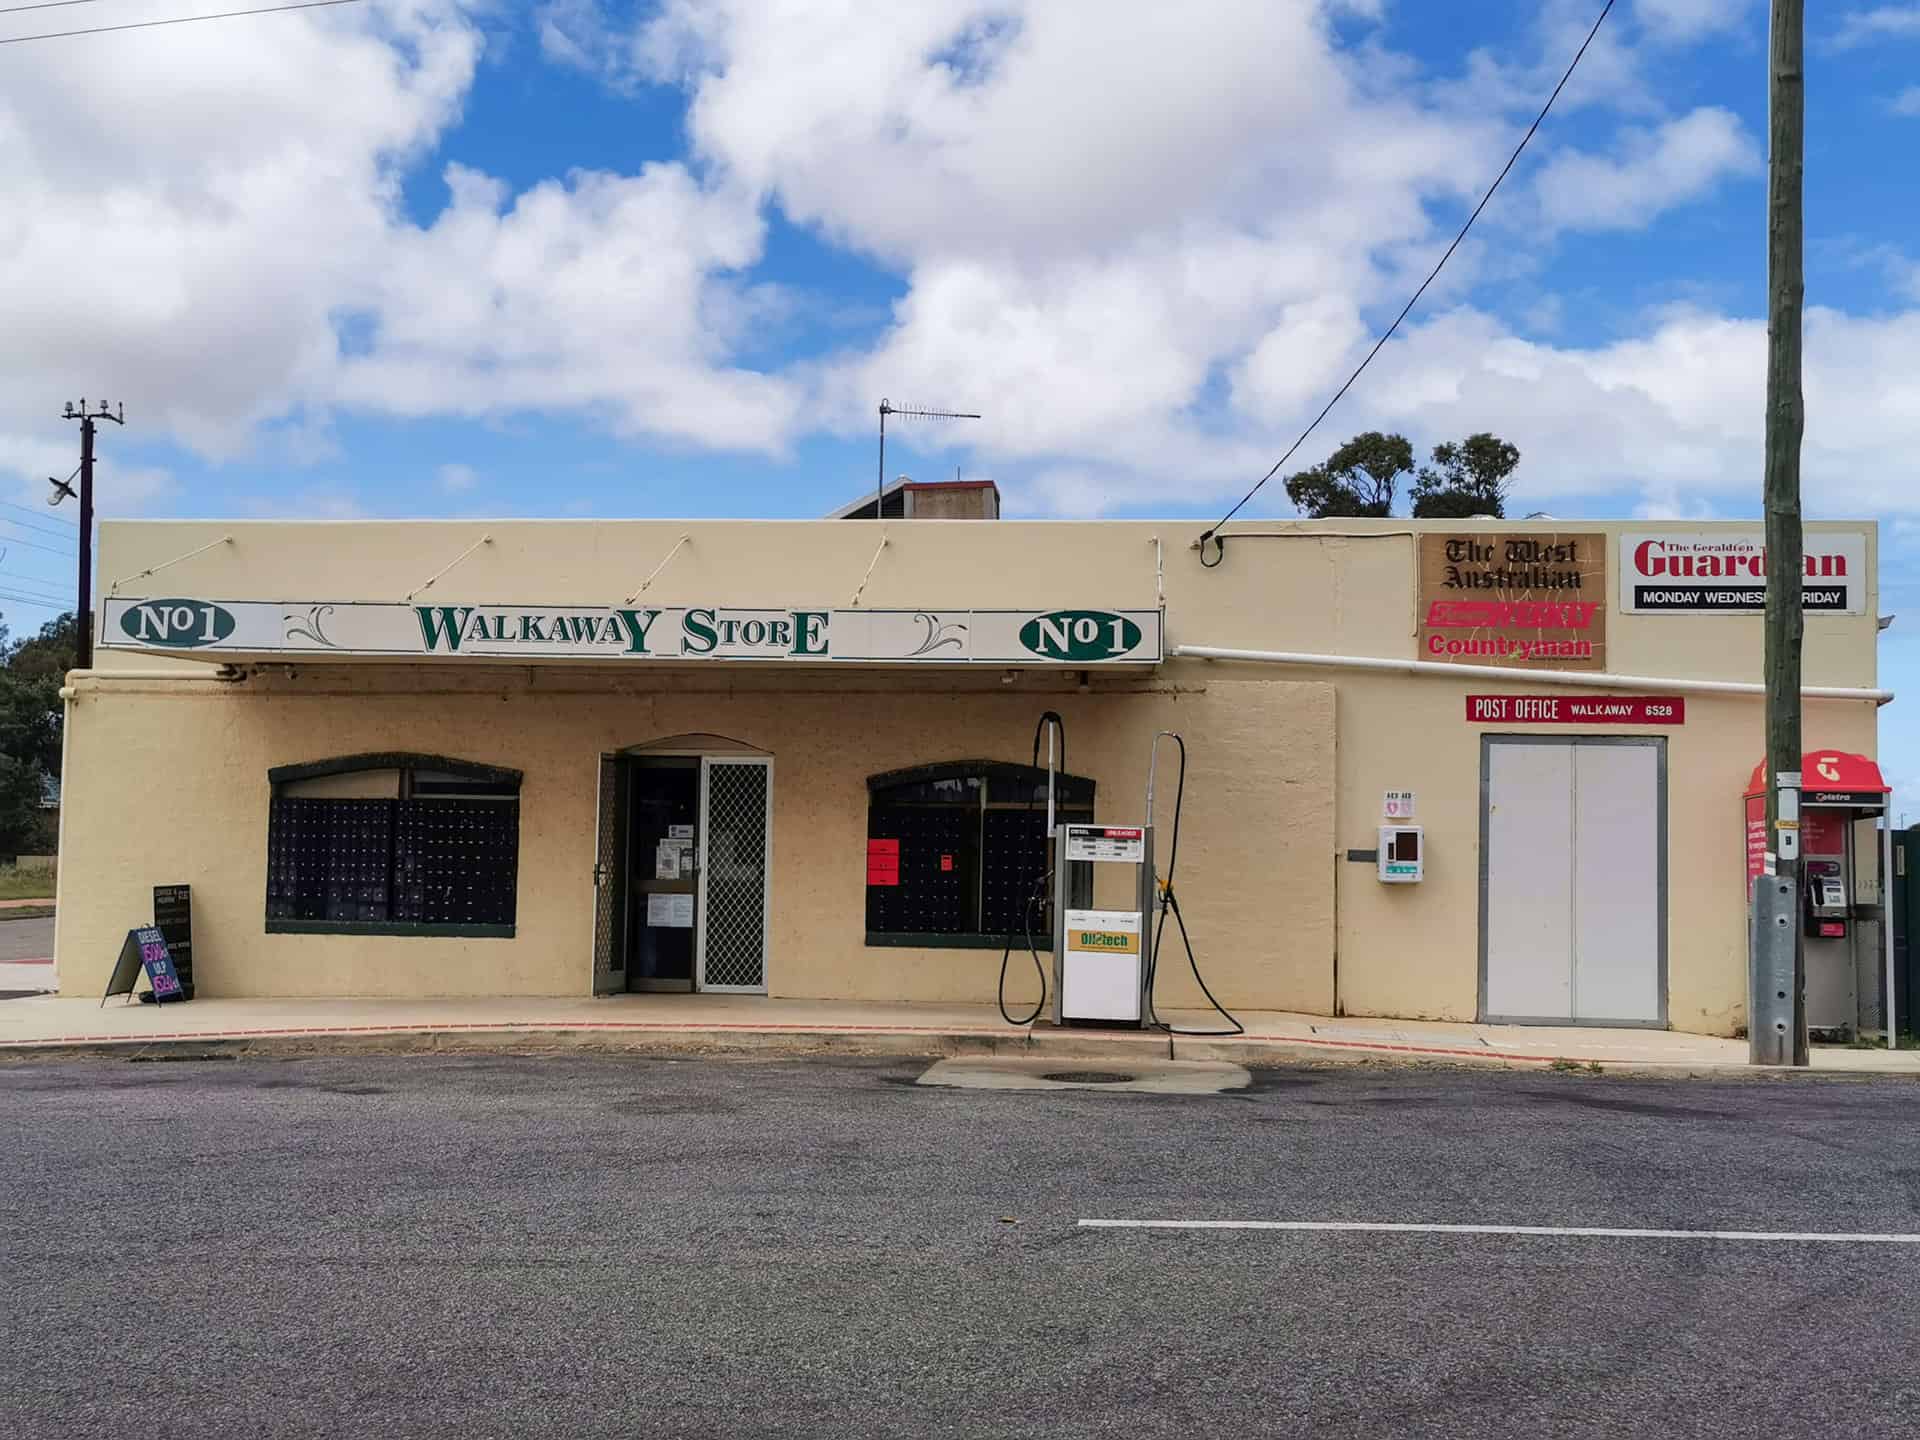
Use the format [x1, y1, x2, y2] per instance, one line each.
[1077, 1220, 1920, 1244]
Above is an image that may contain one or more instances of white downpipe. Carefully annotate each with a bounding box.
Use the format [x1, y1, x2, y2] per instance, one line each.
[1172, 644, 1894, 703]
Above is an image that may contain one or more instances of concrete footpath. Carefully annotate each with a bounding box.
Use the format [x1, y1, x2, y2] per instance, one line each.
[3, 990, 1918, 1074]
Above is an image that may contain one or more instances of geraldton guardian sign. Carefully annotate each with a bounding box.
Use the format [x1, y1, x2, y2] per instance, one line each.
[1619, 530, 1867, 615]
[102, 598, 1162, 666]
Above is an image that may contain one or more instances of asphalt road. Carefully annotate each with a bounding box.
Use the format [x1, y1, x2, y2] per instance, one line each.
[4, 1054, 1919, 1439]
[0, 913, 53, 962]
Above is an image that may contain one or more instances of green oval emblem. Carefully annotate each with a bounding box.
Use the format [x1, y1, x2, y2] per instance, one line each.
[1018, 610, 1142, 662]
[118, 599, 237, 648]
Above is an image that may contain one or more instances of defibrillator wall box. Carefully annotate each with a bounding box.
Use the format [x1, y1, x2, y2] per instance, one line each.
[1378, 825, 1423, 883]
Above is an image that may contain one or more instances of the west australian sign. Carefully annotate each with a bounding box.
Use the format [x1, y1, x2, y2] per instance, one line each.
[105, 598, 1162, 666]
[1417, 533, 1607, 671]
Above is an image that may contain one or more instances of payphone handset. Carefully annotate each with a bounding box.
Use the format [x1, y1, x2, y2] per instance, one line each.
[1804, 859, 1849, 939]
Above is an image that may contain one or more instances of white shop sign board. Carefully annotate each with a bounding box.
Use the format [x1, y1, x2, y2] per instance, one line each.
[101, 598, 1163, 666]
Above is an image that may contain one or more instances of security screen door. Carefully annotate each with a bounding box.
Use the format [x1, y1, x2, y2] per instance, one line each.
[591, 755, 625, 997]
[1481, 737, 1666, 1026]
[696, 757, 772, 993]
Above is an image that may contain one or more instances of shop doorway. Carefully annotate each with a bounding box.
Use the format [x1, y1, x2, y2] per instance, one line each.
[1479, 736, 1667, 1026]
[592, 743, 773, 996]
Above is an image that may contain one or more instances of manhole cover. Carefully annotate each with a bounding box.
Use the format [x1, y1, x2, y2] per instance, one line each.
[1040, 1070, 1136, 1084]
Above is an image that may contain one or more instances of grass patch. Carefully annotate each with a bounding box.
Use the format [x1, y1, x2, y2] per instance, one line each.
[0, 865, 55, 901]
[1548, 1057, 1605, 1075]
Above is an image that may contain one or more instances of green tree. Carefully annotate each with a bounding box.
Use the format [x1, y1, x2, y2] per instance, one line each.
[0, 755, 49, 856]
[1410, 433, 1520, 518]
[1284, 431, 1413, 518]
[0, 612, 74, 855]
[7, 612, 77, 686]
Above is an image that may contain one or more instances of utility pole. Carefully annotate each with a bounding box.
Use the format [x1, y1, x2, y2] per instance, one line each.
[1752, 0, 1806, 1066]
[55, 399, 124, 672]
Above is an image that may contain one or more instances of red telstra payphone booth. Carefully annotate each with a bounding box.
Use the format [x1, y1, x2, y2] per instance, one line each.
[1744, 750, 1894, 1037]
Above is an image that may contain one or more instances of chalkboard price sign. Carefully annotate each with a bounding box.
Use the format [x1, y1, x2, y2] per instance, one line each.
[138, 928, 183, 1000]
[102, 926, 185, 1006]
[153, 884, 193, 998]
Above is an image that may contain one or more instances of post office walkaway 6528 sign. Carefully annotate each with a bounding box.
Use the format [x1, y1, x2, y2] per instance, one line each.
[103, 598, 1163, 665]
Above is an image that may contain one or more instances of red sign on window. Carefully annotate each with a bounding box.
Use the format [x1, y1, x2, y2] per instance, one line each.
[866, 838, 899, 887]
[940, 854, 954, 872]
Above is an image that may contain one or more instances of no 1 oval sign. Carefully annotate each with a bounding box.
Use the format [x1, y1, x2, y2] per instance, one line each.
[1466, 695, 1686, 725]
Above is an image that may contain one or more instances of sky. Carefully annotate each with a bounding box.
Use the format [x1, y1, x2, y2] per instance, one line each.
[2, 0, 1920, 800]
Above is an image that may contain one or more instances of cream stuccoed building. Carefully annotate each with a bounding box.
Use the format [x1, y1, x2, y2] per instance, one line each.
[55, 488, 1890, 1039]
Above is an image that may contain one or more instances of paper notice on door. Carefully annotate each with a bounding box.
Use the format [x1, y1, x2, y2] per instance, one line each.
[647, 892, 694, 928]
[668, 824, 695, 840]
[655, 842, 681, 880]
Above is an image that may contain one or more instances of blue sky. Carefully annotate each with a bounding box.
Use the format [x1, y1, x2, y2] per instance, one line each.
[3, 0, 1920, 799]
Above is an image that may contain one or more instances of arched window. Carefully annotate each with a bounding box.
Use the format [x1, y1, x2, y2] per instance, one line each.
[865, 761, 1094, 947]
[265, 753, 521, 937]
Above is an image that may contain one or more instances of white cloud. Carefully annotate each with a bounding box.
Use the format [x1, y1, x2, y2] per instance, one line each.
[1532, 108, 1759, 233]
[1830, 6, 1920, 50]
[2, 0, 1916, 543]
[0, 0, 804, 513]
[437, 462, 479, 492]
[649, 0, 1499, 267]
[0, 0, 480, 456]
[1634, 0, 1755, 43]
[1892, 85, 1920, 116]
[331, 161, 801, 451]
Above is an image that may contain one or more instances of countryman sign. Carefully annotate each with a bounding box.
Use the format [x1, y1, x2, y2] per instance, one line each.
[1619, 530, 1867, 615]
[105, 598, 1163, 666]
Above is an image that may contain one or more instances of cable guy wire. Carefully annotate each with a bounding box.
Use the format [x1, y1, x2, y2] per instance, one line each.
[1196, 0, 1616, 566]
[0, 0, 364, 45]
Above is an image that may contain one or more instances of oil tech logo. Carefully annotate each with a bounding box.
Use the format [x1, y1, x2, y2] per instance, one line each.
[1018, 610, 1143, 662]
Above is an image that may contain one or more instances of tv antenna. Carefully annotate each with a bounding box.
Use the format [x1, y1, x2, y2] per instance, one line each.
[875, 399, 980, 520]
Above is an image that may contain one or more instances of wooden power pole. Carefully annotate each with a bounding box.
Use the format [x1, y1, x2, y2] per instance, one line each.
[59, 400, 123, 672]
[1752, 0, 1807, 1066]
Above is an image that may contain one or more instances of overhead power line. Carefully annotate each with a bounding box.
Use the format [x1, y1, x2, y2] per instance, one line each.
[0, 516, 76, 545]
[0, 498, 76, 530]
[0, 580, 74, 605]
[0, 0, 110, 15]
[0, 564, 72, 591]
[0, 529, 75, 558]
[0, 591, 68, 613]
[1, 511, 79, 544]
[1197, 0, 1616, 564]
[0, 0, 364, 46]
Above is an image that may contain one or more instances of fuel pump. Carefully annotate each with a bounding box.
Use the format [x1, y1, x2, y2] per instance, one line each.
[1001, 713, 1243, 1041]
[1051, 821, 1156, 1026]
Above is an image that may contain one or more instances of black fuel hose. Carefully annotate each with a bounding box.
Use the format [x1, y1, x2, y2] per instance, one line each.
[1145, 732, 1244, 1043]
[998, 711, 1063, 1026]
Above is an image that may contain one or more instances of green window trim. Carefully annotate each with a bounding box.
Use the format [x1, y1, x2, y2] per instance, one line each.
[266, 920, 516, 939]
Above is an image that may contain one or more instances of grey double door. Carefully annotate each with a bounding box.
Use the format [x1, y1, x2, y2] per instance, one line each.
[1480, 737, 1666, 1026]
